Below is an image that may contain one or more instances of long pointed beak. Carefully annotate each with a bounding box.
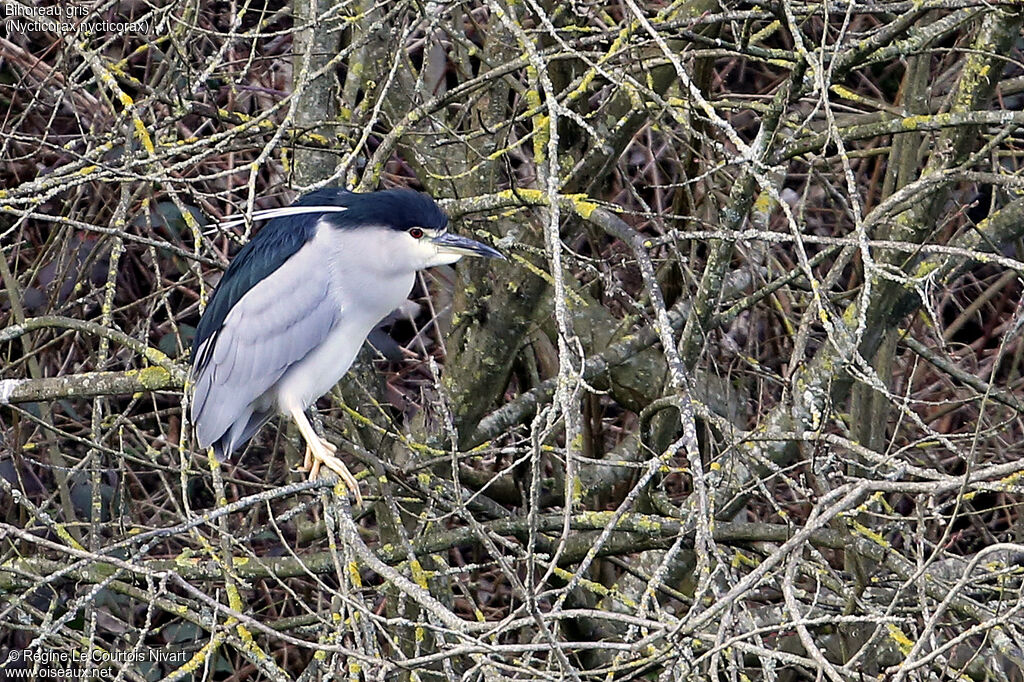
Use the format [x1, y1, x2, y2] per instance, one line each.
[432, 232, 506, 260]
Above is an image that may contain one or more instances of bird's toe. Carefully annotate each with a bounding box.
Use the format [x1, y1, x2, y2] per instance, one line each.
[303, 447, 363, 505]
[297, 443, 314, 472]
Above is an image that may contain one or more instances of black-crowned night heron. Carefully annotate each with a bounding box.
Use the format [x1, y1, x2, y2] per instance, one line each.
[190, 188, 503, 503]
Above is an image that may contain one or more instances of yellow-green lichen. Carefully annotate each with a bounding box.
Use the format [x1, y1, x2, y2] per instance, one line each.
[886, 624, 914, 654]
[134, 365, 170, 390]
[410, 559, 430, 590]
[851, 521, 888, 547]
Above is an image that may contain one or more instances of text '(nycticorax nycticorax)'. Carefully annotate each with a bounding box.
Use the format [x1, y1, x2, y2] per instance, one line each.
[190, 188, 503, 504]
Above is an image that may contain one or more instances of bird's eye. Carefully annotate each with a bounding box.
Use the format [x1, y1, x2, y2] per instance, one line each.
[408, 227, 424, 239]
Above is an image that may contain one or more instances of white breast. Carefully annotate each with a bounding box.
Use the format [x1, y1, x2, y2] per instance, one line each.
[271, 223, 415, 412]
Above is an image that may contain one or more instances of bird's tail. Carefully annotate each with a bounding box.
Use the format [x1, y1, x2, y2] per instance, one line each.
[210, 408, 275, 461]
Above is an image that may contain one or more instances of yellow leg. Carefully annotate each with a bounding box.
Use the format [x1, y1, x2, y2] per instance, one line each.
[290, 407, 362, 505]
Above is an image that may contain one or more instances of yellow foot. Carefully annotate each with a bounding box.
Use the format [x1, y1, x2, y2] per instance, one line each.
[298, 437, 363, 505]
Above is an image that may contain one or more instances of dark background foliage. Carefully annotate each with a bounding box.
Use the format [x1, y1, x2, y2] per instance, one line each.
[1, 0, 1023, 679]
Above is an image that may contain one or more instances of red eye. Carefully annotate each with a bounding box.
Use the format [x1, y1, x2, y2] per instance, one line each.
[409, 227, 424, 239]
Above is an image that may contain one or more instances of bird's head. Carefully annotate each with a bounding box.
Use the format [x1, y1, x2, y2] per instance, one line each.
[219, 187, 505, 274]
[251, 188, 505, 273]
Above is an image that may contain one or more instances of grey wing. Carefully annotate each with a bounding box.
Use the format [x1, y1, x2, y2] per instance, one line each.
[191, 244, 341, 457]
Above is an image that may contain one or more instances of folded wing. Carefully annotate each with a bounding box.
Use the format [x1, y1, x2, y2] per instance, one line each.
[191, 240, 340, 458]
